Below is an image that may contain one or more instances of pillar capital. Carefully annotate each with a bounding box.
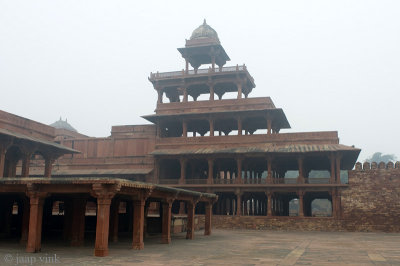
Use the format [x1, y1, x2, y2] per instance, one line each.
[131, 189, 152, 202]
[90, 183, 121, 204]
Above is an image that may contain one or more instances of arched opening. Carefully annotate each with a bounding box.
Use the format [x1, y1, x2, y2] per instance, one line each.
[4, 145, 22, 177]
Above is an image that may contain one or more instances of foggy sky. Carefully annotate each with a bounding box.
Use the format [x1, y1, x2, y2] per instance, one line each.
[1, 1, 399, 162]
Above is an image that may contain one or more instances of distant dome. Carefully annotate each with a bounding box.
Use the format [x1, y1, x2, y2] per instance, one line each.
[50, 117, 77, 132]
[190, 19, 219, 41]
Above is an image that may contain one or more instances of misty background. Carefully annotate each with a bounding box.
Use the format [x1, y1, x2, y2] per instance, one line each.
[1, 1, 399, 162]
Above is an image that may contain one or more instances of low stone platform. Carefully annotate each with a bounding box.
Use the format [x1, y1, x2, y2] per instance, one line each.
[1, 229, 400, 265]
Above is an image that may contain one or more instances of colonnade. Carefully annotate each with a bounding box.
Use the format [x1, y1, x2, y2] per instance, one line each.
[157, 153, 343, 185]
[213, 190, 339, 218]
[0, 138, 61, 178]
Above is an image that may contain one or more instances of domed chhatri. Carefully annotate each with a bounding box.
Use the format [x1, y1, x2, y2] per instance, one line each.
[50, 117, 77, 132]
[190, 19, 219, 41]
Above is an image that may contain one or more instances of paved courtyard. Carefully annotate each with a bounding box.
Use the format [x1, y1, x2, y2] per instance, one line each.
[1, 229, 400, 265]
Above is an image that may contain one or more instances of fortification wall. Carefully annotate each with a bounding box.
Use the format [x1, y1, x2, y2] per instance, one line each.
[341, 161, 400, 232]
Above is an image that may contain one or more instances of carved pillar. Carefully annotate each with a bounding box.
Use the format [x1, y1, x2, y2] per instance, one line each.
[21, 153, 31, 177]
[267, 157, 273, 183]
[161, 199, 173, 244]
[297, 157, 304, 183]
[133, 191, 149, 250]
[336, 154, 341, 184]
[235, 191, 242, 216]
[236, 158, 242, 183]
[209, 85, 214, 101]
[330, 154, 336, 184]
[0, 138, 13, 178]
[207, 158, 214, 184]
[0, 146, 6, 177]
[26, 189, 47, 253]
[186, 201, 196, 240]
[179, 158, 187, 184]
[157, 90, 163, 104]
[91, 184, 119, 257]
[209, 118, 214, 137]
[237, 82, 242, 99]
[266, 192, 272, 216]
[204, 202, 212, 235]
[44, 154, 56, 178]
[71, 197, 87, 246]
[185, 59, 189, 74]
[182, 120, 187, 137]
[298, 190, 304, 217]
[211, 55, 216, 71]
[267, 118, 272, 135]
[237, 117, 242, 136]
[183, 88, 188, 102]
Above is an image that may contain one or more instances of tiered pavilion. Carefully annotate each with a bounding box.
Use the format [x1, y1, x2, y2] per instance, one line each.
[144, 20, 360, 218]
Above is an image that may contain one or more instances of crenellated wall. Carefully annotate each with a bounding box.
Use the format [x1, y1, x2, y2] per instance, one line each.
[341, 161, 400, 232]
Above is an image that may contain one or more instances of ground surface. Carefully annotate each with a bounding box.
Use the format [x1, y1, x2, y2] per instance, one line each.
[1, 229, 399, 265]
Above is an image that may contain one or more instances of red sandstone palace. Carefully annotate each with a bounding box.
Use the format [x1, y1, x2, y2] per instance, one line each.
[1, 21, 399, 257]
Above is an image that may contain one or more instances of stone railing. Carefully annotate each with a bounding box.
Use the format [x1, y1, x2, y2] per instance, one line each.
[185, 179, 208, 184]
[159, 177, 333, 185]
[150, 65, 249, 80]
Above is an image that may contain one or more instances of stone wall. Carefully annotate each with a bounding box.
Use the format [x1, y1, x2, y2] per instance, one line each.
[210, 215, 344, 231]
[205, 161, 400, 232]
[341, 161, 400, 232]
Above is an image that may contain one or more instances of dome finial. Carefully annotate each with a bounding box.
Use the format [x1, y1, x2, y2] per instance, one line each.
[203, 19, 207, 25]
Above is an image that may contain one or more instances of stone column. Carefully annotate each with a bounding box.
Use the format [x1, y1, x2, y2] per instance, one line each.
[204, 202, 212, 235]
[235, 191, 242, 216]
[298, 190, 304, 217]
[209, 118, 214, 137]
[267, 157, 273, 183]
[0, 147, 6, 177]
[183, 88, 188, 102]
[209, 85, 214, 100]
[297, 157, 304, 184]
[237, 117, 242, 136]
[26, 191, 47, 253]
[330, 154, 336, 184]
[44, 155, 56, 178]
[21, 153, 31, 177]
[0, 138, 13, 178]
[185, 59, 189, 74]
[266, 192, 272, 216]
[236, 158, 242, 184]
[91, 184, 119, 257]
[108, 198, 120, 243]
[267, 118, 272, 135]
[157, 90, 163, 104]
[161, 199, 173, 244]
[207, 158, 214, 184]
[132, 196, 146, 250]
[186, 201, 196, 240]
[179, 158, 187, 184]
[71, 197, 87, 246]
[237, 82, 242, 99]
[182, 120, 188, 137]
[335, 154, 341, 184]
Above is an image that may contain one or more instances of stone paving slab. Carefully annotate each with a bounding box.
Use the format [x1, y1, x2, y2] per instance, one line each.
[1, 230, 400, 265]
